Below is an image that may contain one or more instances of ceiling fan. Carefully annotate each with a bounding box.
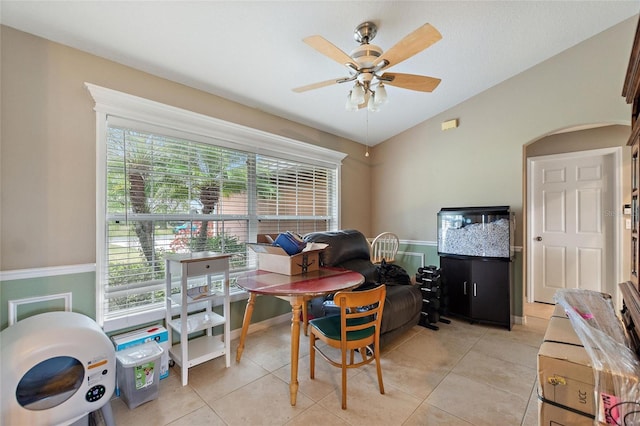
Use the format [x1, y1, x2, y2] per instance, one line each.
[293, 21, 442, 111]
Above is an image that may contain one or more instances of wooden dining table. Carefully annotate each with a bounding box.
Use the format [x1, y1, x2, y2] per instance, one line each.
[235, 267, 364, 406]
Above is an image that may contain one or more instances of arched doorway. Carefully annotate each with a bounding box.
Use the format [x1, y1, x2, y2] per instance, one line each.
[524, 124, 630, 309]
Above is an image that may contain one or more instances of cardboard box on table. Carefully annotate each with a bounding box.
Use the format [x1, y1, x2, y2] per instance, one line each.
[248, 242, 328, 275]
[537, 299, 639, 425]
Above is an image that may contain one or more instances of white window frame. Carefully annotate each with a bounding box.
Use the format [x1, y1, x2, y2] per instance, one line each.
[86, 83, 346, 332]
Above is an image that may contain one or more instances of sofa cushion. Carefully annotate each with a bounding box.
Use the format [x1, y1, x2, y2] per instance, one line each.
[339, 258, 378, 284]
[381, 285, 422, 334]
[304, 230, 371, 267]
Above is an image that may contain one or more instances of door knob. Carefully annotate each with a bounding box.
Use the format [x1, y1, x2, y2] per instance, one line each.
[535, 236, 542, 241]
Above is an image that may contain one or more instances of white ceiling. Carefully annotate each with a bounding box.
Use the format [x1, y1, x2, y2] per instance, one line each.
[1, 1, 638, 145]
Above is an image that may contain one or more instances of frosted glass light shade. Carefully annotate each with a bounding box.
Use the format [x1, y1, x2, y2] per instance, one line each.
[351, 83, 365, 105]
[367, 94, 379, 112]
[345, 92, 358, 111]
[374, 83, 387, 105]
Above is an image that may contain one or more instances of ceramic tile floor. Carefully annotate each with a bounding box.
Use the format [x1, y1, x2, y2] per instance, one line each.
[111, 302, 554, 426]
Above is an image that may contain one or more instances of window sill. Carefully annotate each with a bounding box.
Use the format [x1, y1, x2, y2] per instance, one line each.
[103, 290, 249, 334]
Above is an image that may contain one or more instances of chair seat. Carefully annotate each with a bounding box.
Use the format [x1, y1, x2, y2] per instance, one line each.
[309, 315, 374, 341]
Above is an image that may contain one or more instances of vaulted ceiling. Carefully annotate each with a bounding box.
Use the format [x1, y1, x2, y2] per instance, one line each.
[1, 1, 638, 145]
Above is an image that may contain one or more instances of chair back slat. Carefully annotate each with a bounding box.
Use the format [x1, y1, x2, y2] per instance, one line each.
[371, 232, 399, 264]
[334, 286, 386, 342]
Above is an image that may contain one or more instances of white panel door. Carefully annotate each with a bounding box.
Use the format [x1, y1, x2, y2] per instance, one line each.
[531, 152, 614, 303]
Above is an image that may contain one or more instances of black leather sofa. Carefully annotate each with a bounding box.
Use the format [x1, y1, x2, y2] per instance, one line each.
[304, 229, 422, 348]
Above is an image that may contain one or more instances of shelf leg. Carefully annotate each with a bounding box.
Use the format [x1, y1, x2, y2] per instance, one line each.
[181, 339, 189, 386]
[224, 273, 231, 367]
[206, 274, 213, 337]
[236, 292, 256, 363]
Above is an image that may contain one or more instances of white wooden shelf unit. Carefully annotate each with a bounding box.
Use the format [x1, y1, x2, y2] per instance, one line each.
[164, 252, 232, 386]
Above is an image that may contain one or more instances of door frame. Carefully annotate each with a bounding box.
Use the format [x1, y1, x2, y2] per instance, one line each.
[526, 147, 623, 307]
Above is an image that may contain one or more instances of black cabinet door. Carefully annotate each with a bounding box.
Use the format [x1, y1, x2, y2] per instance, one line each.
[470, 260, 510, 325]
[440, 257, 471, 317]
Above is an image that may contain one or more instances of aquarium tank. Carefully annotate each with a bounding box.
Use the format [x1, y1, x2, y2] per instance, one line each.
[437, 206, 514, 259]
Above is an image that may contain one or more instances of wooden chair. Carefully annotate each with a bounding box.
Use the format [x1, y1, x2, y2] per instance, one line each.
[370, 232, 399, 264]
[308, 285, 386, 409]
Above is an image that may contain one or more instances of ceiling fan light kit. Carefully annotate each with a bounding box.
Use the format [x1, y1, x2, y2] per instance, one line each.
[294, 21, 442, 112]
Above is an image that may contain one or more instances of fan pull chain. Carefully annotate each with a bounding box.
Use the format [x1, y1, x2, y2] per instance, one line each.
[365, 110, 370, 157]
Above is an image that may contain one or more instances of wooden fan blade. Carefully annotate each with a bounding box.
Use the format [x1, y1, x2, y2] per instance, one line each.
[373, 23, 442, 69]
[293, 78, 341, 93]
[304, 35, 357, 68]
[383, 73, 441, 92]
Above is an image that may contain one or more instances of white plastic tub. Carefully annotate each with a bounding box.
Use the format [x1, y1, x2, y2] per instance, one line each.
[115, 341, 163, 409]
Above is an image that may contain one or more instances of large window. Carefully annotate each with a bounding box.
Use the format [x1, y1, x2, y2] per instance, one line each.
[87, 84, 345, 331]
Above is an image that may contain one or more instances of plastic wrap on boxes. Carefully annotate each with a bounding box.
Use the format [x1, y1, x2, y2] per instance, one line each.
[554, 289, 640, 425]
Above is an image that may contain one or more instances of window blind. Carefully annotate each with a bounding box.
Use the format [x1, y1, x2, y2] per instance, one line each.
[256, 156, 335, 236]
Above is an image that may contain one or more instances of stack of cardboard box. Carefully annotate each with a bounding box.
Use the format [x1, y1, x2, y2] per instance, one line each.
[537, 291, 640, 425]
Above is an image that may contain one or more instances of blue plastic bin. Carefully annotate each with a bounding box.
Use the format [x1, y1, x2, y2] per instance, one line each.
[274, 232, 306, 255]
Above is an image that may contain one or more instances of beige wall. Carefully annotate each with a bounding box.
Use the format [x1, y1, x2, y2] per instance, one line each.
[1, 15, 637, 276]
[370, 17, 636, 245]
[526, 125, 630, 157]
[0, 26, 371, 270]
